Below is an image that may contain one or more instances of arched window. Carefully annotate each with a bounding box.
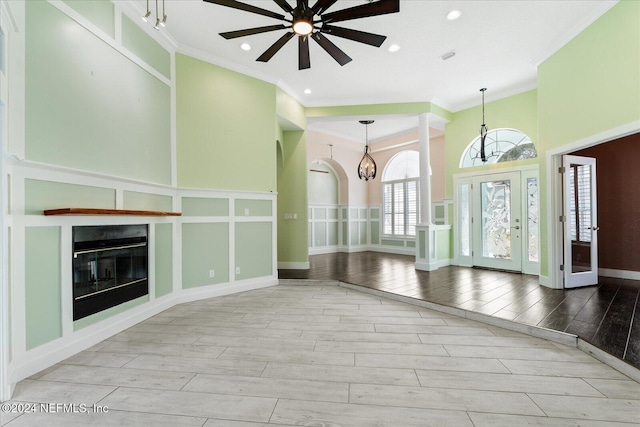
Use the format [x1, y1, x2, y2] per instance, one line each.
[382, 151, 420, 237]
[460, 128, 537, 168]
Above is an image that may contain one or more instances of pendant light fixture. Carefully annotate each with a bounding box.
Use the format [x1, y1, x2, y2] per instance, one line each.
[479, 87, 490, 163]
[357, 120, 377, 181]
[142, 0, 151, 22]
[141, 0, 167, 29]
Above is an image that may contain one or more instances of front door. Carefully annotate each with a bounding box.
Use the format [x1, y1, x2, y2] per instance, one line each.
[472, 172, 523, 272]
[563, 155, 598, 288]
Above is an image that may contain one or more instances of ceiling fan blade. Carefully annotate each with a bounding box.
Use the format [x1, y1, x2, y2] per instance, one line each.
[311, 0, 338, 15]
[257, 32, 295, 62]
[220, 24, 287, 39]
[321, 24, 386, 47]
[321, 0, 399, 23]
[299, 36, 310, 70]
[203, 0, 285, 21]
[311, 32, 351, 66]
[273, 0, 293, 13]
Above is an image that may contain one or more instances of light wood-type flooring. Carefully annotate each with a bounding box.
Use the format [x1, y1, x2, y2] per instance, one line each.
[3, 280, 639, 426]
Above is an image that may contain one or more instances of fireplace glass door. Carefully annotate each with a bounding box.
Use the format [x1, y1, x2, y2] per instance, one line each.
[73, 225, 148, 320]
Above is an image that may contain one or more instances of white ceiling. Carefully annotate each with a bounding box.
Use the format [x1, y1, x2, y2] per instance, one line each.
[133, 0, 616, 141]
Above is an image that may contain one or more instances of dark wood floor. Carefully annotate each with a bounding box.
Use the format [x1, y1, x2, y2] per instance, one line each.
[279, 252, 640, 370]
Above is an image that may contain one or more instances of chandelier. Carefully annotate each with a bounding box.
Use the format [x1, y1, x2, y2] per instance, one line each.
[357, 120, 377, 181]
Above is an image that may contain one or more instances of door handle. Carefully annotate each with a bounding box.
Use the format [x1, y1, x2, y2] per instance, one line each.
[591, 226, 599, 231]
[511, 225, 520, 230]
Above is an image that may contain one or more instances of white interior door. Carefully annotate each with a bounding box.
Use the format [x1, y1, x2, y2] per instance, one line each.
[472, 172, 522, 272]
[563, 155, 598, 288]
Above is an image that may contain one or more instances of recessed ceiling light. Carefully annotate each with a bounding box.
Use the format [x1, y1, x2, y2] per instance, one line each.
[446, 9, 462, 20]
[388, 44, 400, 52]
[240, 43, 251, 51]
[441, 50, 456, 60]
[304, 89, 312, 94]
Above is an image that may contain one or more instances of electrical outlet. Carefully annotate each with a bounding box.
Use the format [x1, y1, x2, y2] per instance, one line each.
[209, 269, 215, 278]
[244, 208, 250, 216]
[236, 267, 241, 275]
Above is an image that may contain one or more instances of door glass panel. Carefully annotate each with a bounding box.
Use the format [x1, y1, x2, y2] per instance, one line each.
[527, 177, 539, 262]
[568, 164, 592, 273]
[460, 184, 470, 256]
[481, 180, 511, 259]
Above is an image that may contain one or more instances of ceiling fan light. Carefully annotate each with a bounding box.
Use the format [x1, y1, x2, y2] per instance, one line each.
[293, 19, 313, 36]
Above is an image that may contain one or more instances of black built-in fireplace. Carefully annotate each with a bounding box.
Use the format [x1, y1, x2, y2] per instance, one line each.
[72, 224, 148, 321]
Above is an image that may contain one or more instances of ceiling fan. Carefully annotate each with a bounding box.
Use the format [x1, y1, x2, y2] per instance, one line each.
[202, 0, 400, 70]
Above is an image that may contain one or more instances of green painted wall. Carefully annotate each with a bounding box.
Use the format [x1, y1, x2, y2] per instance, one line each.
[121, 15, 171, 78]
[371, 221, 380, 244]
[314, 222, 327, 246]
[436, 229, 450, 260]
[328, 222, 338, 246]
[176, 54, 277, 191]
[62, 0, 114, 38]
[25, 1, 171, 185]
[537, 1, 640, 277]
[74, 296, 149, 331]
[182, 223, 229, 288]
[381, 239, 404, 247]
[236, 222, 272, 279]
[276, 87, 306, 130]
[182, 197, 229, 216]
[277, 130, 309, 264]
[444, 90, 538, 198]
[155, 223, 173, 298]
[359, 221, 367, 244]
[123, 191, 172, 212]
[235, 199, 272, 217]
[25, 226, 61, 350]
[25, 179, 115, 215]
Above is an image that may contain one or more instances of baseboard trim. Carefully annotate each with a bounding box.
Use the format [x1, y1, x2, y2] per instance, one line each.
[369, 245, 415, 256]
[277, 262, 310, 269]
[599, 268, 640, 281]
[176, 277, 278, 304]
[538, 274, 555, 288]
[415, 258, 451, 271]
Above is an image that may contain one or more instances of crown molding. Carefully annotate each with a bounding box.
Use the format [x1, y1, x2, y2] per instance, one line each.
[529, 0, 617, 67]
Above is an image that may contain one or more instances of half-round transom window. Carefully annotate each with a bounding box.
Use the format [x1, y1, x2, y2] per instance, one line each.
[382, 150, 420, 181]
[460, 128, 537, 168]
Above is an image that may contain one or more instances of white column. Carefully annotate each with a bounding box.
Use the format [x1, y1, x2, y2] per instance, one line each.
[418, 113, 432, 225]
[415, 113, 439, 272]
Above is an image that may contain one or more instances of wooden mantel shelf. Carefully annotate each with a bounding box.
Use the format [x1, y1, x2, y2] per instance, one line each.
[44, 208, 181, 217]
